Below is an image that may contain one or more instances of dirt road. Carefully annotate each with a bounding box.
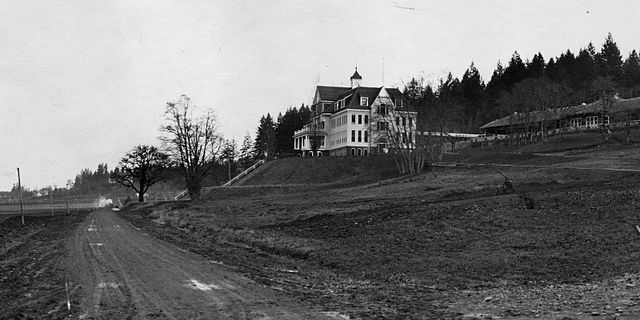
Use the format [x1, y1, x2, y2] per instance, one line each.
[68, 209, 340, 319]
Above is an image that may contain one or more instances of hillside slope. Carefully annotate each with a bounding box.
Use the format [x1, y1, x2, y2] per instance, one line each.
[237, 155, 399, 186]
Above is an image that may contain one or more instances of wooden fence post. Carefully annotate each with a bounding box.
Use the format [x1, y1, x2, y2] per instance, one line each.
[17, 168, 24, 225]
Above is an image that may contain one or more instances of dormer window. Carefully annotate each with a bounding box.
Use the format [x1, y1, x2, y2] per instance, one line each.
[360, 97, 368, 106]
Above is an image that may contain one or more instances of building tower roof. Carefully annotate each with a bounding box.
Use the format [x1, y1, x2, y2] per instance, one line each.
[350, 68, 362, 80]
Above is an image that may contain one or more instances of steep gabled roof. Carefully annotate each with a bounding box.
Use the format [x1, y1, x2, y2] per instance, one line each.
[386, 88, 403, 101]
[350, 69, 362, 80]
[385, 88, 412, 111]
[344, 87, 382, 110]
[316, 86, 351, 102]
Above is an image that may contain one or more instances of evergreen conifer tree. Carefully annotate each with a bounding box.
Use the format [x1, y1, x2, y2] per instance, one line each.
[595, 33, 623, 84]
[254, 113, 276, 159]
[622, 50, 640, 97]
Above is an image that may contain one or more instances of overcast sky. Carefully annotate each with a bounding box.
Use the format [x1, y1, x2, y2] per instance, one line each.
[1, 0, 639, 190]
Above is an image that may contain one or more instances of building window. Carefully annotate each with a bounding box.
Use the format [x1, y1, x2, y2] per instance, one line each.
[379, 105, 386, 116]
[364, 115, 369, 124]
[351, 148, 355, 156]
[352, 114, 356, 124]
[377, 122, 387, 131]
[358, 130, 362, 142]
[409, 117, 413, 126]
[361, 97, 368, 106]
[402, 117, 406, 126]
[396, 117, 400, 126]
[357, 149, 362, 156]
[364, 149, 368, 156]
[408, 132, 412, 142]
[358, 115, 362, 124]
[570, 118, 582, 127]
[364, 131, 368, 142]
[351, 130, 355, 142]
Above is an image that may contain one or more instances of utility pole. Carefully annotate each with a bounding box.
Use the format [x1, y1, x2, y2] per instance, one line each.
[17, 168, 24, 225]
[50, 187, 54, 216]
[65, 183, 70, 215]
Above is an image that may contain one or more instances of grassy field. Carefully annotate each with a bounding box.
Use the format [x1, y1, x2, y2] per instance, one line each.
[119, 138, 640, 319]
[237, 155, 400, 186]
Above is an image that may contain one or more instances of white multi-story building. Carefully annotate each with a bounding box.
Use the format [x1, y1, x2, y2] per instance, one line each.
[294, 69, 417, 156]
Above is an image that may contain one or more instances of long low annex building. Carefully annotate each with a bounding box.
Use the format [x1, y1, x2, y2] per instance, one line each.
[480, 96, 640, 136]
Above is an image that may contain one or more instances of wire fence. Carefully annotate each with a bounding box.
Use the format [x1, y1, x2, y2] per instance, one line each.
[0, 198, 98, 216]
[0, 191, 180, 217]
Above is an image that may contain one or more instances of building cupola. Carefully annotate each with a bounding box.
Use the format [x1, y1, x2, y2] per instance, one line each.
[350, 68, 362, 88]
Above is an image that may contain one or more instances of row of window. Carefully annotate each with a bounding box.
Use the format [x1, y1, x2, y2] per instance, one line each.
[298, 130, 412, 149]
[350, 148, 369, 156]
[350, 130, 369, 143]
[394, 116, 413, 127]
[569, 116, 610, 127]
[330, 130, 348, 146]
[351, 114, 369, 125]
[336, 97, 370, 110]
[585, 116, 598, 126]
[333, 97, 403, 112]
[334, 114, 370, 127]
[332, 114, 348, 128]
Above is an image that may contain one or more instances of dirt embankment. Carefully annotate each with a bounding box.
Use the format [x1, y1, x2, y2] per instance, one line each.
[238, 155, 399, 186]
[121, 156, 640, 319]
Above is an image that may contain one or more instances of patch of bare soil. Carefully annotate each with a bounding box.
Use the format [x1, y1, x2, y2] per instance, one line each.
[120, 151, 640, 319]
[0, 212, 88, 320]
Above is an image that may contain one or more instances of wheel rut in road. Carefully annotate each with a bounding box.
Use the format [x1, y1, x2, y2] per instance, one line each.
[68, 209, 340, 319]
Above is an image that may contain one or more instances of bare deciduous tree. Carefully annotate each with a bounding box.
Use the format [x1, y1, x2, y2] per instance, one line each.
[374, 103, 425, 175]
[111, 145, 170, 203]
[161, 95, 222, 201]
[592, 76, 617, 139]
